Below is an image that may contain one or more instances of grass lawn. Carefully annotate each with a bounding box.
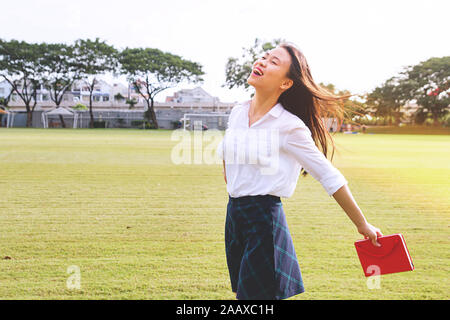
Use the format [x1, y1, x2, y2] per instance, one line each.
[0, 128, 448, 299]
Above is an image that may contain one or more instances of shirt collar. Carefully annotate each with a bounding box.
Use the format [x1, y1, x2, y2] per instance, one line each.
[244, 100, 284, 119]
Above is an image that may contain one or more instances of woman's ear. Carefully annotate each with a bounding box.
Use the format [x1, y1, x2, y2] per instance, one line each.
[280, 78, 293, 91]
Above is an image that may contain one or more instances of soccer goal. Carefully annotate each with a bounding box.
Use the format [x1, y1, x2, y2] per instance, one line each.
[181, 113, 230, 131]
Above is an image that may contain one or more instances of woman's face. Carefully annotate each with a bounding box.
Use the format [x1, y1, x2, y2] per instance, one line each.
[247, 46, 293, 92]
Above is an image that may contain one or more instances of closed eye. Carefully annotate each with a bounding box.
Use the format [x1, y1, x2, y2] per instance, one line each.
[261, 52, 280, 65]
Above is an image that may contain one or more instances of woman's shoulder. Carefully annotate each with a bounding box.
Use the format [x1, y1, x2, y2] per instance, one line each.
[279, 104, 308, 129]
[228, 100, 249, 121]
[231, 100, 250, 113]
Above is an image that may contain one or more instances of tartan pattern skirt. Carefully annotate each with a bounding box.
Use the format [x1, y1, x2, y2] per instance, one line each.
[225, 194, 305, 300]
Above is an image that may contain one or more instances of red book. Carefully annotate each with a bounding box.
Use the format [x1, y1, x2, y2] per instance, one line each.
[354, 233, 414, 277]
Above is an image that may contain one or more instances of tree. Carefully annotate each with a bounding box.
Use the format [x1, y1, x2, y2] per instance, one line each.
[126, 98, 137, 109]
[398, 56, 450, 126]
[0, 39, 43, 127]
[119, 48, 204, 128]
[114, 92, 125, 102]
[224, 38, 284, 90]
[321, 83, 368, 127]
[366, 77, 406, 125]
[74, 38, 118, 128]
[38, 42, 81, 127]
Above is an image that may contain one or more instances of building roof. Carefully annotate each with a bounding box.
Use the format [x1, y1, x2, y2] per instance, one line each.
[44, 106, 75, 115]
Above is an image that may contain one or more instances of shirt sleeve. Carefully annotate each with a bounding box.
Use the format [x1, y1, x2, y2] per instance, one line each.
[216, 138, 224, 160]
[283, 123, 348, 196]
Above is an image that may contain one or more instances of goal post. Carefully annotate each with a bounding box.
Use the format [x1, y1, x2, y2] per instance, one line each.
[181, 113, 230, 131]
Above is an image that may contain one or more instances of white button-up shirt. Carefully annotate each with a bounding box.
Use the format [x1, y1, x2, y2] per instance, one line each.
[216, 100, 348, 198]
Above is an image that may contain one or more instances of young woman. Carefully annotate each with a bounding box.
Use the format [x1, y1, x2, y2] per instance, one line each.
[217, 42, 383, 300]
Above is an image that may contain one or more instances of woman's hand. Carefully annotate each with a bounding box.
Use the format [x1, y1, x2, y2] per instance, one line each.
[357, 222, 383, 247]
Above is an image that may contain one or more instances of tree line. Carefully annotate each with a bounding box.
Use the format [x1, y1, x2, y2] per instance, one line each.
[224, 38, 450, 127]
[0, 38, 204, 128]
[1, 37, 449, 129]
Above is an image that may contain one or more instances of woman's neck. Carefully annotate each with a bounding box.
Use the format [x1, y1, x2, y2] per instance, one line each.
[249, 89, 280, 117]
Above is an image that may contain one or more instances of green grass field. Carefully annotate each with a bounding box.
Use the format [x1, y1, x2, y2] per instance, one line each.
[0, 128, 449, 300]
[365, 125, 450, 135]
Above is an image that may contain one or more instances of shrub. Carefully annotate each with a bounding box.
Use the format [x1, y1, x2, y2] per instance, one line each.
[126, 98, 137, 109]
[114, 93, 125, 101]
[424, 118, 434, 126]
[131, 120, 156, 129]
[440, 113, 450, 127]
[72, 103, 88, 111]
[93, 121, 106, 128]
[414, 110, 428, 125]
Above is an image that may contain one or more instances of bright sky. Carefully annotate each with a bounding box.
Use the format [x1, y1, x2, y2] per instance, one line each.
[1, 0, 448, 103]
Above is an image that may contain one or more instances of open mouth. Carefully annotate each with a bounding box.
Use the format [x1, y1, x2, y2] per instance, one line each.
[253, 67, 263, 76]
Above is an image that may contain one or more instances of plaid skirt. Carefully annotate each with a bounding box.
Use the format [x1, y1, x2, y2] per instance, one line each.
[225, 194, 305, 300]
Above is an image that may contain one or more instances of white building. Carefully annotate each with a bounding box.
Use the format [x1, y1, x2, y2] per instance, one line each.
[70, 80, 130, 105]
[4, 80, 236, 114]
[112, 82, 128, 101]
[70, 79, 113, 104]
[165, 87, 220, 104]
[4, 79, 129, 106]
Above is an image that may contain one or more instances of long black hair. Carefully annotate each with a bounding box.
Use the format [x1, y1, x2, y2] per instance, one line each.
[278, 42, 352, 176]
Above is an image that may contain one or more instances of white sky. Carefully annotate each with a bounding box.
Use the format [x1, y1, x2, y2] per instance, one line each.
[1, 0, 448, 103]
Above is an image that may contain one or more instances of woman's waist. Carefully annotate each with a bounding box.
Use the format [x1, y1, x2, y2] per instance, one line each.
[228, 193, 281, 204]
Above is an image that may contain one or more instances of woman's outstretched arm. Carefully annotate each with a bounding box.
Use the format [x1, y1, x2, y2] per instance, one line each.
[222, 160, 227, 184]
[332, 184, 383, 246]
[283, 124, 383, 245]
